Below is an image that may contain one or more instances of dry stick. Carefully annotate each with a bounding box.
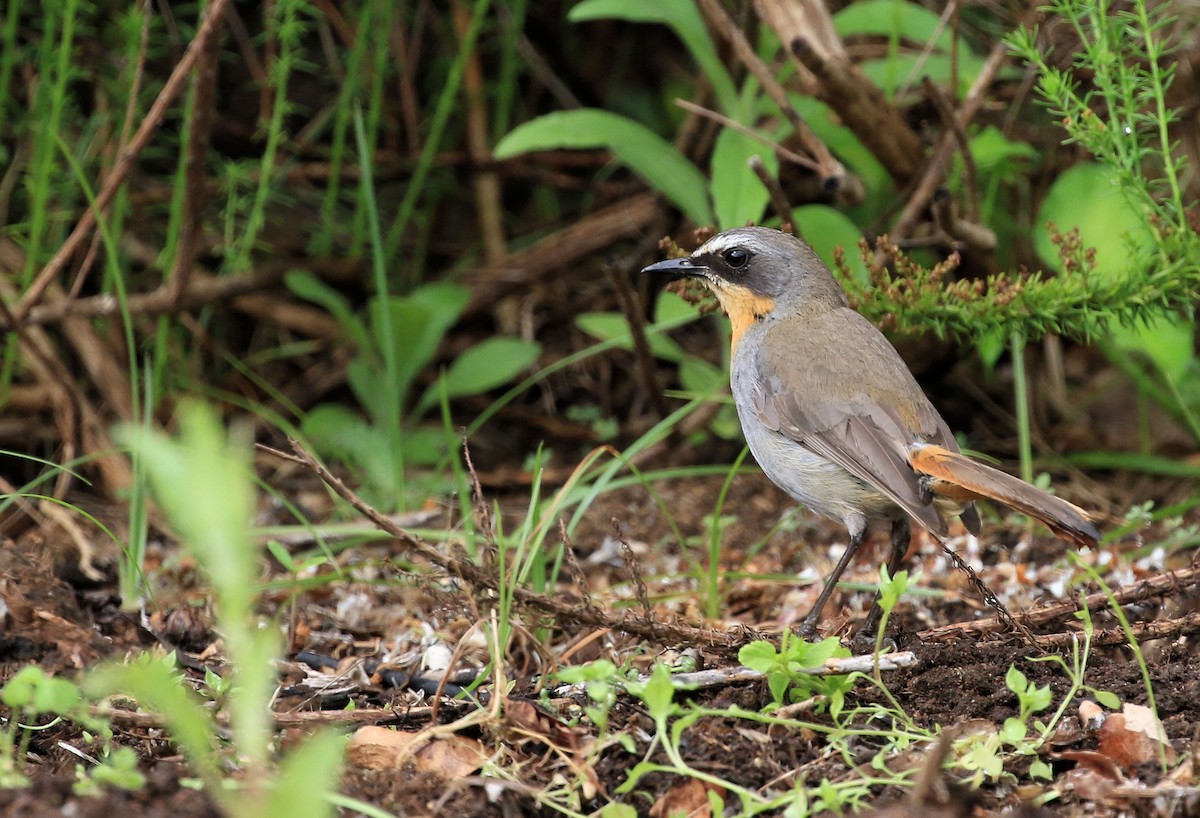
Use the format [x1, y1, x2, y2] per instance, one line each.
[283, 439, 763, 654]
[750, 156, 795, 230]
[692, 0, 848, 187]
[676, 99, 819, 173]
[4, 265, 289, 330]
[1027, 612, 1200, 650]
[939, 545, 1040, 650]
[461, 192, 659, 318]
[921, 76, 983, 227]
[920, 565, 1200, 641]
[788, 37, 924, 187]
[68, 0, 154, 303]
[453, 0, 506, 265]
[605, 250, 670, 420]
[15, 0, 234, 322]
[169, 3, 223, 304]
[888, 35, 1012, 243]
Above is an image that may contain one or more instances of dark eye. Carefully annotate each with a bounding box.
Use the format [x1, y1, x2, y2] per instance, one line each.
[723, 247, 750, 269]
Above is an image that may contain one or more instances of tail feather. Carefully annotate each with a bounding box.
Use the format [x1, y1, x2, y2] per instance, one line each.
[909, 443, 1099, 548]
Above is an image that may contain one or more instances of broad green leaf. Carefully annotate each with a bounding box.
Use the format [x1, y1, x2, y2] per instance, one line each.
[576, 312, 688, 362]
[264, 730, 345, 818]
[118, 403, 254, 618]
[415, 337, 542, 414]
[652, 290, 701, 324]
[569, 0, 736, 112]
[301, 404, 397, 498]
[711, 128, 775, 229]
[738, 641, 779, 672]
[284, 270, 372, 352]
[1035, 162, 1152, 283]
[374, 282, 470, 403]
[1108, 315, 1194, 384]
[970, 125, 1039, 171]
[792, 205, 868, 284]
[858, 52, 986, 98]
[496, 110, 714, 226]
[639, 662, 676, 721]
[834, 0, 955, 51]
[679, 357, 725, 395]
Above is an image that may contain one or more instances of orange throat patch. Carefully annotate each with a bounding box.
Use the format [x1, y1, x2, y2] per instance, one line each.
[712, 283, 775, 352]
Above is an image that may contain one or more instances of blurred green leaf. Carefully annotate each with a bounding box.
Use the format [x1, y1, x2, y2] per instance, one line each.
[416, 337, 542, 413]
[576, 312, 688, 362]
[793, 205, 869, 284]
[568, 0, 736, 111]
[496, 109, 714, 225]
[710, 128, 774, 229]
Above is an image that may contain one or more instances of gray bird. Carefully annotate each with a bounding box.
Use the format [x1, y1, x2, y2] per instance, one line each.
[643, 226, 1099, 645]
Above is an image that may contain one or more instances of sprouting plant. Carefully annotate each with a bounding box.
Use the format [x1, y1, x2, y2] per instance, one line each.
[738, 633, 851, 710]
[84, 403, 345, 818]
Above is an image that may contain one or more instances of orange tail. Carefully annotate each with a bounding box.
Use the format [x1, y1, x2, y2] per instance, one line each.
[909, 443, 1099, 548]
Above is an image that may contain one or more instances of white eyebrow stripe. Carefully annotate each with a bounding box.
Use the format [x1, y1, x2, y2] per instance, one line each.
[695, 233, 746, 257]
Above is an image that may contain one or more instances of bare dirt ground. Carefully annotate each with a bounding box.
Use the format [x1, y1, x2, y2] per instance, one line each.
[0, 460, 1197, 817]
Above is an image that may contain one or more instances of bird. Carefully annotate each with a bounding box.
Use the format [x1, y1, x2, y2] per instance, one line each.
[642, 226, 1099, 646]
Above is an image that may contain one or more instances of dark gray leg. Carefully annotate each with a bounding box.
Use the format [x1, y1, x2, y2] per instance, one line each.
[797, 526, 866, 640]
[852, 517, 911, 651]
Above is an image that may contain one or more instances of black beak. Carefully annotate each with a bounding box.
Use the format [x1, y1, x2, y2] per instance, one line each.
[641, 256, 708, 280]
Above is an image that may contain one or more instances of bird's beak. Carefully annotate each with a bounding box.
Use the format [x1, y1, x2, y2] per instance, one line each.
[641, 256, 708, 280]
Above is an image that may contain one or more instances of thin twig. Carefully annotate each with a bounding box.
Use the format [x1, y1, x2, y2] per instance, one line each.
[920, 565, 1200, 641]
[15, 0, 234, 322]
[283, 439, 764, 656]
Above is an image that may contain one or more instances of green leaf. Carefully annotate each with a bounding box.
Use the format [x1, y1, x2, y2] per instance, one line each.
[639, 663, 676, 721]
[575, 312, 688, 362]
[792, 205, 869, 284]
[738, 640, 780, 672]
[834, 0, 955, 51]
[679, 357, 725, 395]
[568, 0, 736, 112]
[117, 403, 255, 621]
[1093, 690, 1121, 709]
[496, 110, 714, 226]
[416, 337, 542, 415]
[1001, 716, 1028, 745]
[652, 290, 701, 324]
[263, 730, 345, 818]
[374, 282, 470, 403]
[85, 654, 221, 787]
[710, 128, 774, 229]
[1035, 162, 1153, 283]
[1005, 664, 1028, 696]
[598, 803, 639, 818]
[301, 405, 398, 498]
[284, 270, 371, 352]
[1029, 758, 1054, 781]
[1108, 314, 1194, 384]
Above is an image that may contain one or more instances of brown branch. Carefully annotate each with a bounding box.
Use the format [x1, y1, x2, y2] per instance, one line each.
[693, 0, 853, 195]
[462, 192, 660, 317]
[169, 1, 224, 304]
[15, 0, 234, 322]
[919, 565, 1200, 642]
[283, 439, 762, 656]
[454, 0, 506, 265]
[789, 37, 924, 186]
[889, 34, 1014, 241]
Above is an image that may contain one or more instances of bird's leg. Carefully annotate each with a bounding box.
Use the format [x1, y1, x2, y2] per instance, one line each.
[797, 526, 866, 641]
[851, 516, 911, 652]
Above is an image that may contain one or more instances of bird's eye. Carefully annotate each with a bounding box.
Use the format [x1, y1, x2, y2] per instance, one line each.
[723, 247, 750, 269]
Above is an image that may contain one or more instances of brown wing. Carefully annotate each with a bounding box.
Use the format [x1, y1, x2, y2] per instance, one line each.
[753, 308, 963, 535]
